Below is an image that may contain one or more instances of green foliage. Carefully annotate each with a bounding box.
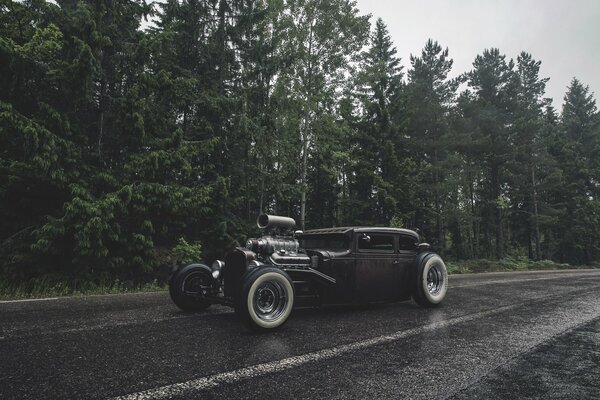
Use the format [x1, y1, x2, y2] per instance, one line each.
[0, 276, 166, 301]
[172, 238, 202, 266]
[445, 258, 584, 274]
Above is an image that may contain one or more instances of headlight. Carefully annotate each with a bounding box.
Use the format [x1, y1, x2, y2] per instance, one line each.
[211, 260, 224, 271]
[211, 260, 224, 280]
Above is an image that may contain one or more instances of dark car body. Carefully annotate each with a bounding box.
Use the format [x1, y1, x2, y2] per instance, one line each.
[294, 227, 421, 306]
[169, 214, 446, 331]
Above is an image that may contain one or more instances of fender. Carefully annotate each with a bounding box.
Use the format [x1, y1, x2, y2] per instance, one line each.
[169, 263, 210, 287]
[416, 251, 438, 268]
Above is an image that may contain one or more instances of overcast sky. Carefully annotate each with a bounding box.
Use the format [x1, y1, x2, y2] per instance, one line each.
[355, 0, 600, 109]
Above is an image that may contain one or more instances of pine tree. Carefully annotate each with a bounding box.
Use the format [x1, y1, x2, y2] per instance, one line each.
[406, 39, 457, 255]
[350, 18, 406, 225]
[551, 79, 600, 263]
[464, 48, 517, 259]
[509, 52, 550, 260]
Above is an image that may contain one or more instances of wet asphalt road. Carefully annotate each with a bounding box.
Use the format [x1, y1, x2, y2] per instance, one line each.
[1, 269, 600, 400]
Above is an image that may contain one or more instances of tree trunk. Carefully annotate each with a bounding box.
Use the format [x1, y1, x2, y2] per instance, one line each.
[299, 21, 314, 231]
[469, 178, 479, 258]
[434, 147, 444, 256]
[531, 164, 542, 260]
[300, 117, 309, 230]
[491, 162, 504, 259]
[97, 78, 106, 153]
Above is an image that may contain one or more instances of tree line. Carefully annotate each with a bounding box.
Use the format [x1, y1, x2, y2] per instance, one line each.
[1, 0, 599, 286]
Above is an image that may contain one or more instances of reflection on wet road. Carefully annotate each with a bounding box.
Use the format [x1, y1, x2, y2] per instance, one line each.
[1, 269, 599, 399]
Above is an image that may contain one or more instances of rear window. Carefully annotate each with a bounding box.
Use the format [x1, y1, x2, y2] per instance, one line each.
[300, 234, 350, 250]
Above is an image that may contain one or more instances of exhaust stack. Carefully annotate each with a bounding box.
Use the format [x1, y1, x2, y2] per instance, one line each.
[257, 214, 296, 230]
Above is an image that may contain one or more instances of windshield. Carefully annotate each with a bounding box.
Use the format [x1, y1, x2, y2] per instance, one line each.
[299, 234, 350, 250]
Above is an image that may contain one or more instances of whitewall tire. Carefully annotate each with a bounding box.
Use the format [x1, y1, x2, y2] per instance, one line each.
[413, 254, 448, 307]
[236, 268, 294, 331]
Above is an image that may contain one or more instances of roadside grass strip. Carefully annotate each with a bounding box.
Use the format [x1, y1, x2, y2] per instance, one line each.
[449, 271, 600, 288]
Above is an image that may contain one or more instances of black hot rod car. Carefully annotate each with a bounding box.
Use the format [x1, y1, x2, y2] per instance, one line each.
[169, 214, 448, 331]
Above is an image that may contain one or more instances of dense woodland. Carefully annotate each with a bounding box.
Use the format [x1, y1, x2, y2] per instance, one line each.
[1, 0, 600, 287]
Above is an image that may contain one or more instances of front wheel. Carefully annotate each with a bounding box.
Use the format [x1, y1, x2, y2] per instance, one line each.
[169, 264, 213, 312]
[413, 254, 448, 307]
[235, 267, 294, 331]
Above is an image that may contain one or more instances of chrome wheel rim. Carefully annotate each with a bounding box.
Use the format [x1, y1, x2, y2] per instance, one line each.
[253, 280, 288, 321]
[427, 264, 444, 295]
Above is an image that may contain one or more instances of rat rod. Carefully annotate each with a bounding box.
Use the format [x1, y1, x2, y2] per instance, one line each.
[169, 214, 448, 331]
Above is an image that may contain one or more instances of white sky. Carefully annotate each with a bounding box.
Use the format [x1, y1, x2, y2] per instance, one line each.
[355, 0, 600, 109]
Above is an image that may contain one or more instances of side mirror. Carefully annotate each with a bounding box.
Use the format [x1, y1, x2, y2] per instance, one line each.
[294, 230, 303, 237]
[360, 234, 371, 243]
[417, 243, 431, 252]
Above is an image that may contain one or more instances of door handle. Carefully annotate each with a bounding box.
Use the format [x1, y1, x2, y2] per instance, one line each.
[393, 260, 400, 265]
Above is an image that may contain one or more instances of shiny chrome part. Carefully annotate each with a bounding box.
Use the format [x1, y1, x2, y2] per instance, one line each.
[211, 260, 224, 271]
[257, 214, 296, 230]
[248, 260, 265, 268]
[426, 264, 444, 295]
[253, 280, 289, 321]
[418, 242, 431, 252]
[211, 260, 224, 280]
[247, 236, 300, 255]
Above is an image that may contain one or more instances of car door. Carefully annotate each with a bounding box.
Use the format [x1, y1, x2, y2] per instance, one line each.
[354, 232, 400, 302]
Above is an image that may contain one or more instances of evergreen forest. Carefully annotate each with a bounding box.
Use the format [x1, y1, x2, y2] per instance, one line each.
[2, 0, 600, 290]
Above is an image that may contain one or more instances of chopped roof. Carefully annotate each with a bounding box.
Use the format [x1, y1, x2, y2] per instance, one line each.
[302, 226, 419, 238]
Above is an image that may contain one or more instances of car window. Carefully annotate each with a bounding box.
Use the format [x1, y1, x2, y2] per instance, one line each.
[300, 234, 350, 250]
[358, 234, 394, 252]
[398, 235, 416, 251]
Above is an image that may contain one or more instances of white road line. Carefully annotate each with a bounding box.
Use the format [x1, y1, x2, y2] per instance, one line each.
[0, 291, 166, 304]
[112, 302, 527, 400]
[0, 297, 60, 304]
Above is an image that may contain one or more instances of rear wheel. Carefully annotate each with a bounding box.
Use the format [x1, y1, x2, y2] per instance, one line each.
[169, 264, 213, 312]
[413, 254, 448, 307]
[235, 267, 294, 331]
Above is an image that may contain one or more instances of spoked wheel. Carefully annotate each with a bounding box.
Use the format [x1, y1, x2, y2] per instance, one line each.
[169, 264, 213, 312]
[413, 254, 448, 307]
[236, 267, 294, 331]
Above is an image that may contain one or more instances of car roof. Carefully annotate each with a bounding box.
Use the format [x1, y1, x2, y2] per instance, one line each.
[302, 226, 419, 239]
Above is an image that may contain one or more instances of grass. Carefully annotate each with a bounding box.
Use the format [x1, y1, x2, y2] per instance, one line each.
[1, 258, 597, 301]
[445, 258, 598, 275]
[0, 278, 167, 301]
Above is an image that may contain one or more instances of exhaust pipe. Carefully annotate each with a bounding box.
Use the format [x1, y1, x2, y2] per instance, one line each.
[257, 214, 296, 230]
